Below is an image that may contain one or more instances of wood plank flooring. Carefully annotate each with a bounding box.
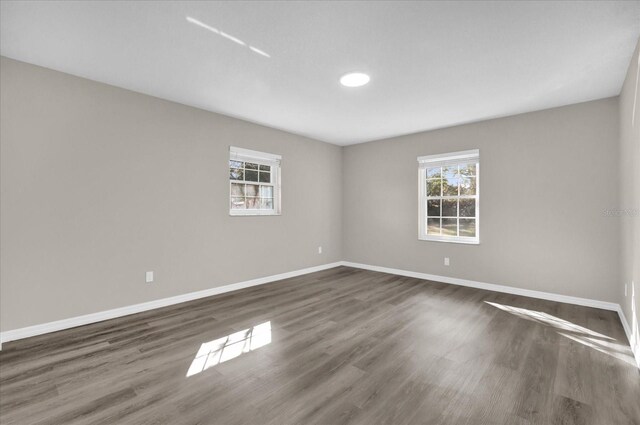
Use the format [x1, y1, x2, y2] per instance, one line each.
[1, 266, 638, 424]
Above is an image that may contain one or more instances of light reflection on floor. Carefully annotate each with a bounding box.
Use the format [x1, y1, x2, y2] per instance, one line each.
[186, 321, 272, 377]
[485, 302, 637, 367]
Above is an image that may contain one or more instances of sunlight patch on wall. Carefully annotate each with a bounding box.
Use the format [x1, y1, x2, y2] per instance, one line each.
[633, 53, 639, 127]
[632, 281, 639, 367]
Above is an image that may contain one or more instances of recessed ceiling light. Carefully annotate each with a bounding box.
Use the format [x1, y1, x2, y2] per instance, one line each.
[340, 72, 370, 88]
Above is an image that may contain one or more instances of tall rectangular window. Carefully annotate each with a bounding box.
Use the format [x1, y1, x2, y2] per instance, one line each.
[229, 147, 281, 216]
[418, 150, 479, 244]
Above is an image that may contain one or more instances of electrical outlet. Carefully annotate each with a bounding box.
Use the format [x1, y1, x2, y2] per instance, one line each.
[318, 246, 323, 254]
[625, 283, 628, 297]
[146, 271, 154, 283]
[444, 257, 450, 266]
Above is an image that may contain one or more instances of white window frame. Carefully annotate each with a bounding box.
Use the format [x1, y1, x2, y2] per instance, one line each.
[229, 146, 282, 216]
[418, 149, 480, 244]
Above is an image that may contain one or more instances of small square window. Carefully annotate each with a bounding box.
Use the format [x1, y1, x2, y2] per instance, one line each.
[229, 147, 281, 216]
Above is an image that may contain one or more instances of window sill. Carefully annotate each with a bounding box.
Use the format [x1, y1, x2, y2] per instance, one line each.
[419, 235, 479, 245]
[229, 210, 281, 217]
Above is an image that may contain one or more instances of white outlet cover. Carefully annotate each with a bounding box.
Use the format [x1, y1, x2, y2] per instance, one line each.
[146, 271, 154, 283]
[318, 246, 322, 254]
[444, 257, 450, 266]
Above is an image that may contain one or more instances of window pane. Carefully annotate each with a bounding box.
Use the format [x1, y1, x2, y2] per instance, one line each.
[443, 177, 459, 196]
[260, 198, 274, 209]
[246, 197, 259, 209]
[442, 199, 457, 217]
[230, 168, 243, 181]
[230, 197, 245, 209]
[231, 183, 244, 197]
[459, 163, 476, 177]
[460, 177, 476, 196]
[427, 218, 441, 235]
[229, 149, 280, 215]
[420, 155, 478, 240]
[427, 200, 440, 216]
[443, 166, 458, 179]
[427, 167, 441, 178]
[259, 171, 271, 183]
[459, 219, 476, 237]
[259, 186, 273, 198]
[442, 218, 457, 236]
[427, 179, 441, 197]
[245, 170, 259, 182]
[459, 199, 476, 217]
[245, 184, 259, 197]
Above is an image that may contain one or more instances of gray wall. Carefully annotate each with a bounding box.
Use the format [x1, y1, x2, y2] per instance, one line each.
[619, 38, 639, 353]
[0, 57, 343, 332]
[0, 54, 630, 335]
[343, 98, 620, 302]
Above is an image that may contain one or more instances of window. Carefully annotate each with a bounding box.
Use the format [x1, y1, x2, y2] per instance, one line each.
[229, 147, 281, 216]
[418, 149, 479, 244]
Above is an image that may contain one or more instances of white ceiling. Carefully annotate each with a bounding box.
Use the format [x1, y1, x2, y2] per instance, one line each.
[1, 1, 639, 145]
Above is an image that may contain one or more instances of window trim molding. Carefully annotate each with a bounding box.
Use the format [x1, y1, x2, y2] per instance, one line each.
[417, 149, 480, 244]
[229, 146, 282, 217]
[417, 149, 479, 166]
[230, 146, 282, 165]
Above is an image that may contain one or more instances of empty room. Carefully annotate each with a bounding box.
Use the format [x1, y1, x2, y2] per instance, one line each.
[1, 1, 639, 424]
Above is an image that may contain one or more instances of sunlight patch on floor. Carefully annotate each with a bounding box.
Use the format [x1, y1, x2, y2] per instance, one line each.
[485, 301, 614, 340]
[186, 321, 271, 377]
[558, 332, 637, 367]
[485, 301, 637, 368]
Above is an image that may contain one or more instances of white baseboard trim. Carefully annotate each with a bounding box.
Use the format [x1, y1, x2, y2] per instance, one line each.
[341, 261, 619, 311]
[2, 259, 637, 369]
[616, 306, 640, 368]
[0, 262, 343, 346]
[617, 306, 632, 345]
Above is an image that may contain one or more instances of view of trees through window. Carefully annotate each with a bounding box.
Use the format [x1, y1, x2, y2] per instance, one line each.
[425, 162, 477, 237]
[229, 160, 274, 210]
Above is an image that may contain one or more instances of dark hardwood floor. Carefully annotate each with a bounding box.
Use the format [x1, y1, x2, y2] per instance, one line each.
[1, 266, 638, 425]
